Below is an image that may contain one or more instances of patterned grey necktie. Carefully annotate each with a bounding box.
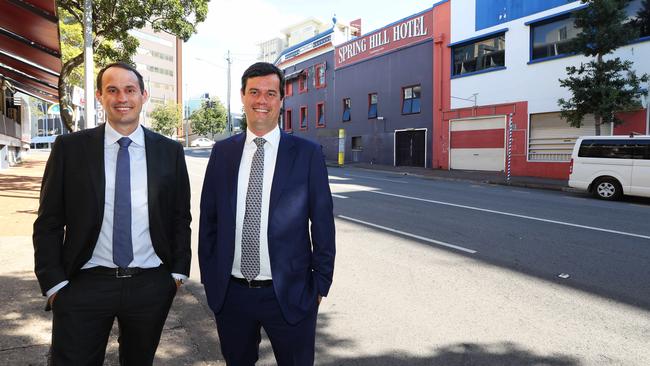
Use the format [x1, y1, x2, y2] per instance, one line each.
[241, 137, 266, 281]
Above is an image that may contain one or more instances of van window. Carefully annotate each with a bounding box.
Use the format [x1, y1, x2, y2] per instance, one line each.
[578, 139, 650, 160]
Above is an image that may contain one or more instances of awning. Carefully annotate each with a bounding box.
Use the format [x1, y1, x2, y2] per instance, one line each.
[284, 68, 306, 80]
[0, 0, 62, 103]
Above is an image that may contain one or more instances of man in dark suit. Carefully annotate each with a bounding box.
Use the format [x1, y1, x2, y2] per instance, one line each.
[199, 62, 335, 365]
[33, 62, 191, 365]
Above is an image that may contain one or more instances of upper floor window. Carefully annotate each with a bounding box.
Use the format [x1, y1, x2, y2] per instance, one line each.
[298, 73, 308, 93]
[531, 15, 579, 60]
[342, 98, 351, 122]
[452, 33, 505, 76]
[368, 93, 378, 119]
[285, 109, 293, 131]
[285, 81, 293, 97]
[402, 86, 421, 115]
[315, 64, 326, 88]
[300, 106, 308, 129]
[317, 102, 325, 127]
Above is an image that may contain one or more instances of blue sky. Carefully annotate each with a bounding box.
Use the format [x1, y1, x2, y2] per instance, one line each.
[183, 0, 437, 111]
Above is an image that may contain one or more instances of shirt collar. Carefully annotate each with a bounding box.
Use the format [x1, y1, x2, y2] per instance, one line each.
[246, 126, 280, 148]
[104, 122, 145, 147]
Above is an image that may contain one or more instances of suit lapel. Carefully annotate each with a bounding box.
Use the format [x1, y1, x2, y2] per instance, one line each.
[227, 133, 246, 218]
[269, 132, 296, 214]
[143, 127, 161, 219]
[83, 124, 106, 217]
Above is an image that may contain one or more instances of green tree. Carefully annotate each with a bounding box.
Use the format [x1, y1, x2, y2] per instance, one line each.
[57, 0, 209, 132]
[240, 106, 247, 132]
[631, 0, 650, 37]
[190, 98, 227, 137]
[151, 102, 182, 137]
[558, 0, 648, 135]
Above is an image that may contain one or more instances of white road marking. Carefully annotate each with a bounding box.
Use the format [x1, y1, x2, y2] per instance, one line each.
[343, 173, 409, 184]
[338, 215, 478, 254]
[332, 194, 349, 199]
[372, 191, 650, 240]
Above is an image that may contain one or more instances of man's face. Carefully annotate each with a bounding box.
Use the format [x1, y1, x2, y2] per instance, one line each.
[96, 67, 148, 132]
[241, 74, 282, 136]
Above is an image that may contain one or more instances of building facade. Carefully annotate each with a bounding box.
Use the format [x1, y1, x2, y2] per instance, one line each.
[279, 3, 451, 168]
[130, 25, 183, 130]
[442, 0, 650, 179]
[276, 0, 649, 179]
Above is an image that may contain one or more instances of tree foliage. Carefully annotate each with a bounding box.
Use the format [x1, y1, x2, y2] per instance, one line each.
[558, 0, 649, 135]
[150, 102, 182, 137]
[56, 0, 209, 132]
[189, 98, 227, 137]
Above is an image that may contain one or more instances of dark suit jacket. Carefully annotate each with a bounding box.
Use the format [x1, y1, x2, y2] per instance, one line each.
[198, 131, 335, 325]
[33, 124, 192, 296]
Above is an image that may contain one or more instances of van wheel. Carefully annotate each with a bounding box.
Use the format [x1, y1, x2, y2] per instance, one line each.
[593, 178, 623, 201]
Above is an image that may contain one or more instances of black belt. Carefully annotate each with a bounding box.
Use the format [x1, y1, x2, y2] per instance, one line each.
[230, 275, 273, 288]
[84, 266, 158, 278]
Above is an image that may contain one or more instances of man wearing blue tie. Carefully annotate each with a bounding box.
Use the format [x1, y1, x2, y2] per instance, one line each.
[199, 62, 336, 365]
[33, 62, 191, 365]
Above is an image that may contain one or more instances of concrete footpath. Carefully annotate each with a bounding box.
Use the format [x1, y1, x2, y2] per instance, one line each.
[0, 152, 225, 366]
[0, 152, 569, 365]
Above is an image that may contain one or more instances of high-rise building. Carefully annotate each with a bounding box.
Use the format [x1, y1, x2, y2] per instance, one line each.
[129, 25, 183, 129]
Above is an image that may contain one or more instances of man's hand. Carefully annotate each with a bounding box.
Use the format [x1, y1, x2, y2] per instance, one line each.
[175, 279, 183, 290]
[48, 292, 58, 307]
[317, 295, 322, 305]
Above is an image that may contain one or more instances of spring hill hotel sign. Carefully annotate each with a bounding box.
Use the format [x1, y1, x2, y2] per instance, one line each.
[335, 10, 433, 69]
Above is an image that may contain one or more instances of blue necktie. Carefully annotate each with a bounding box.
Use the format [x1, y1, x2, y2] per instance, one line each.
[113, 137, 133, 268]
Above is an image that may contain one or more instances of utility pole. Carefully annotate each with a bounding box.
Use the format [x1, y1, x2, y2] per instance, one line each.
[83, 0, 94, 128]
[226, 50, 232, 136]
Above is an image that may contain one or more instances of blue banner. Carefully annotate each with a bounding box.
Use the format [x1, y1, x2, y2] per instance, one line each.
[475, 0, 578, 30]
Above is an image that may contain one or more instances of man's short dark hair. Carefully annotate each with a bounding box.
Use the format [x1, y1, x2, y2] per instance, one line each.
[96, 62, 145, 94]
[241, 62, 285, 99]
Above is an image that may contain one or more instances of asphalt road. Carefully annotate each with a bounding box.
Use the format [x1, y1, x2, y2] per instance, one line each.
[184, 149, 650, 366]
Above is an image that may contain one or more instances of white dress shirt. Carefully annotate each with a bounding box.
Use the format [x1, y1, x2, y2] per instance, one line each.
[232, 126, 280, 280]
[46, 123, 185, 298]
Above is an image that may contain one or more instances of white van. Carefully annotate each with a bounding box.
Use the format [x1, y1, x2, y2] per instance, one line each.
[568, 135, 650, 200]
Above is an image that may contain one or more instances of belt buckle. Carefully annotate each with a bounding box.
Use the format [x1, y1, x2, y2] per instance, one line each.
[115, 267, 132, 278]
[247, 280, 260, 289]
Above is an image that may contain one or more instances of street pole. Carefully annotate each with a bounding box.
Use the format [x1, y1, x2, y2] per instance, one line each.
[184, 83, 189, 147]
[83, 0, 94, 129]
[226, 50, 232, 136]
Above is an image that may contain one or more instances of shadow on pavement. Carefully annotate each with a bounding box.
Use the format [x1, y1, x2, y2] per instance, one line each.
[0, 174, 42, 199]
[0, 272, 51, 365]
[311, 313, 579, 366]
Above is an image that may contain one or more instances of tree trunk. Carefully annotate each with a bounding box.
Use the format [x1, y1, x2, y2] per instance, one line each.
[595, 114, 602, 136]
[58, 52, 85, 132]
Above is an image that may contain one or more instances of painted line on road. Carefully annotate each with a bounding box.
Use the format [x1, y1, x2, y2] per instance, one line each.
[337, 215, 478, 254]
[372, 191, 650, 240]
[343, 173, 409, 184]
[332, 194, 349, 199]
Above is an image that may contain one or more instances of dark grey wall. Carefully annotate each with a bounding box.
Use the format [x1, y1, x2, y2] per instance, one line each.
[282, 40, 434, 166]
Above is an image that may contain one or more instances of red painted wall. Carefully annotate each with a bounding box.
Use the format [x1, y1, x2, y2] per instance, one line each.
[432, 1, 451, 169]
[614, 110, 647, 135]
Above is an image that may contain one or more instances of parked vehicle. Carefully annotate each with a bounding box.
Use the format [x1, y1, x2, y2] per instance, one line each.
[568, 135, 650, 200]
[191, 137, 215, 148]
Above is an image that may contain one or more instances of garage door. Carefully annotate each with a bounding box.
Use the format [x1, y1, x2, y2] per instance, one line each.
[450, 116, 505, 171]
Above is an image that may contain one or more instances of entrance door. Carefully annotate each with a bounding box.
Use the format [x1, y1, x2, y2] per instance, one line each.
[396, 130, 426, 167]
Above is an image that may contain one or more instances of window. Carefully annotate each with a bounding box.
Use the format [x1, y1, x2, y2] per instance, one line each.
[315, 64, 326, 88]
[298, 72, 308, 93]
[316, 102, 325, 127]
[351, 136, 363, 150]
[579, 139, 650, 159]
[300, 106, 308, 129]
[285, 109, 293, 131]
[531, 15, 579, 60]
[452, 33, 505, 76]
[285, 81, 293, 97]
[402, 86, 421, 115]
[368, 93, 378, 119]
[342, 98, 351, 122]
